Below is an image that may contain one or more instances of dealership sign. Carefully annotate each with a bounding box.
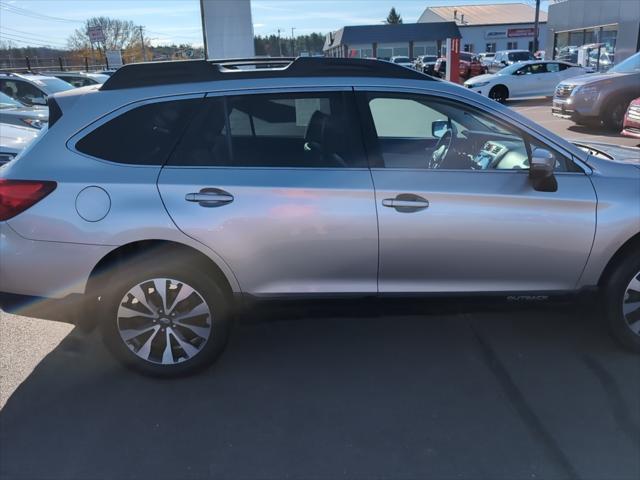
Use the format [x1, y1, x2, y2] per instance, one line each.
[87, 25, 105, 44]
[508, 27, 537, 38]
[485, 30, 507, 39]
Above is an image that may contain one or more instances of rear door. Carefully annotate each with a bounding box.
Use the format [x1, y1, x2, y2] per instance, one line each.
[158, 88, 378, 296]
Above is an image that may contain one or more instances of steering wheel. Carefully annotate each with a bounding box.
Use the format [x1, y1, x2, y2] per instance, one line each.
[428, 123, 457, 169]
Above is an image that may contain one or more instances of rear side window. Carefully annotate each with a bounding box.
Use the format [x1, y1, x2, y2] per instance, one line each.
[170, 92, 366, 168]
[76, 99, 199, 165]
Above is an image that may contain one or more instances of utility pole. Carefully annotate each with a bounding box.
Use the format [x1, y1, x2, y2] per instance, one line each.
[139, 26, 147, 62]
[291, 27, 296, 57]
[533, 0, 541, 53]
[277, 28, 283, 56]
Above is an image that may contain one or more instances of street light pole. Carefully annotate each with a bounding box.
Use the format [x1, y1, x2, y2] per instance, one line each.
[277, 28, 283, 56]
[291, 27, 296, 57]
[533, 0, 541, 53]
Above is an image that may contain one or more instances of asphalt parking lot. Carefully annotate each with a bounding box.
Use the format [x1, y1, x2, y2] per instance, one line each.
[1, 299, 639, 480]
[509, 98, 640, 148]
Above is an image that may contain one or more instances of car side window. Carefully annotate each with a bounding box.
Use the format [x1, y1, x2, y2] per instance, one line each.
[0, 80, 45, 105]
[171, 92, 367, 168]
[529, 63, 547, 74]
[362, 93, 571, 172]
[76, 98, 200, 165]
[547, 63, 560, 73]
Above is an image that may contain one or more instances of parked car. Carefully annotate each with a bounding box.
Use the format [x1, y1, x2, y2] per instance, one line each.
[44, 71, 110, 88]
[459, 52, 487, 79]
[478, 52, 495, 66]
[487, 50, 535, 73]
[432, 54, 485, 80]
[0, 72, 74, 107]
[621, 97, 640, 139]
[0, 92, 48, 129]
[433, 57, 447, 78]
[389, 56, 412, 68]
[0, 122, 39, 166]
[414, 55, 438, 75]
[552, 51, 640, 130]
[1, 57, 639, 377]
[464, 60, 590, 103]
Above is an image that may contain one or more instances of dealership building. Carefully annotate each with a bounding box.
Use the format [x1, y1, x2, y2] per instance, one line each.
[545, 0, 640, 70]
[418, 3, 547, 54]
[323, 22, 461, 59]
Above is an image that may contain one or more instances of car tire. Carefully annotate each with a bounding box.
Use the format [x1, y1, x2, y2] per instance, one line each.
[100, 257, 232, 376]
[604, 100, 627, 131]
[489, 85, 508, 103]
[604, 250, 640, 353]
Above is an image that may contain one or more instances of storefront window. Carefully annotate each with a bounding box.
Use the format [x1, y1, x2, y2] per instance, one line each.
[377, 48, 393, 60]
[485, 42, 496, 52]
[554, 24, 617, 71]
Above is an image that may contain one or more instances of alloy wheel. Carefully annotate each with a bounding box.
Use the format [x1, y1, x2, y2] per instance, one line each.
[623, 271, 640, 336]
[116, 278, 213, 365]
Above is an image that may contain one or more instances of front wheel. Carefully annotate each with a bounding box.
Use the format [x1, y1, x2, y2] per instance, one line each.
[604, 101, 627, 131]
[100, 260, 231, 376]
[488, 85, 508, 103]
[604, 252, 640, 352]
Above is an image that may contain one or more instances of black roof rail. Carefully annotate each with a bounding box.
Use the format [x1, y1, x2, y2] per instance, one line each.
[101, 57, 433, 91]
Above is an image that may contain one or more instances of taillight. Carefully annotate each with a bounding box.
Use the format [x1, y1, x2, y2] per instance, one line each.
[0, 179, 56, 221]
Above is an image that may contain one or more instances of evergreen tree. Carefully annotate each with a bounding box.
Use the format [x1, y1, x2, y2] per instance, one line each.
[386, 7, 403, 24]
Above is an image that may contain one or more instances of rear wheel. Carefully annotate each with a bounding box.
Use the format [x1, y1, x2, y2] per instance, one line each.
[100, 259, 231, 376]
[604, 251, 640, 352]
[489, 85, 508, 103]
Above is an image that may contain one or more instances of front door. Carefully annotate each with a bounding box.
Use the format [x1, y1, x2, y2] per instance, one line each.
[158, 89, 378, 296]
[357, 90, 597, 293]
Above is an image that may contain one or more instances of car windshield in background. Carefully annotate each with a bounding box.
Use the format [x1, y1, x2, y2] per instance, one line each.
[609, 52, 640, 73]
[394, 57, 410, 63]
[0, 92, 23, 109]
[34, 77, 75, 93]
[508, 52, 534, 62]
[422, 56, 437, 62]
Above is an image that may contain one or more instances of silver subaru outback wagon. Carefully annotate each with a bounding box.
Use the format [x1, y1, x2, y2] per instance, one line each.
[1, 58, 639, 376]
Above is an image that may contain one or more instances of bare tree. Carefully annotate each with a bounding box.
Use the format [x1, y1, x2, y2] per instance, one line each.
[67, 17, 138, 51]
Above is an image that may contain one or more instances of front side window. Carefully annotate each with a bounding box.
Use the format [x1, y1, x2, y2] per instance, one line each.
[76, 99, 200, 165]
[171, 92, 366, 168]
[0, 80, 45, 105]
[363, 93, 571, 172]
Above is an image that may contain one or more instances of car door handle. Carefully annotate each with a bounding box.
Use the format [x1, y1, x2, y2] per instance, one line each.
[185, 189, 234, 207]
[382, 194, 429, 212]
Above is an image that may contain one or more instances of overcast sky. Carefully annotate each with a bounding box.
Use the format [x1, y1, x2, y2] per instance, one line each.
[0, 0, 550, 48]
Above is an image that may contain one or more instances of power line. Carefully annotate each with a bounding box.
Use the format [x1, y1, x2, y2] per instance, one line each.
[0, 27, 68, 47]
[0, 1, 82, 24]
[0, 34, 66, 49]
[0, 32, 67, 49]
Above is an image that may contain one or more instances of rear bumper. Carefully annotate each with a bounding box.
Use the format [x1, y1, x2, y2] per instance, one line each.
[0, 221, 112, 299]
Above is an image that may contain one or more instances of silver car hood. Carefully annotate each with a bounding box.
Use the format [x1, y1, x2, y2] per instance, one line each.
[559, 71, 629, 87]
[0, 106, 49, 118]
[0, 123, 39, 151]
[573, 141, 640, 169]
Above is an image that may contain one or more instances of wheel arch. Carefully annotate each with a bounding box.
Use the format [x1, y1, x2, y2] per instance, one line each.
[598, 232, 640, 287]
[86, 239, 239, 303]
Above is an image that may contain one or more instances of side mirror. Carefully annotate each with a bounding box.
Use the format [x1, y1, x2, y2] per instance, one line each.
[529, 148, 558, 192]
[501, 60, 508, 66]
[432, 120, 449, 139]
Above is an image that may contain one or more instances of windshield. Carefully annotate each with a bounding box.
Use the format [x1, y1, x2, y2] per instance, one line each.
[508, 51, 534, 62]
[32, 77, 75, 94]
[422, 56, 437, 62]
[394, 57, 410, 63]
[0, 91, 23, 109]
[609, 52, 640, 73]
